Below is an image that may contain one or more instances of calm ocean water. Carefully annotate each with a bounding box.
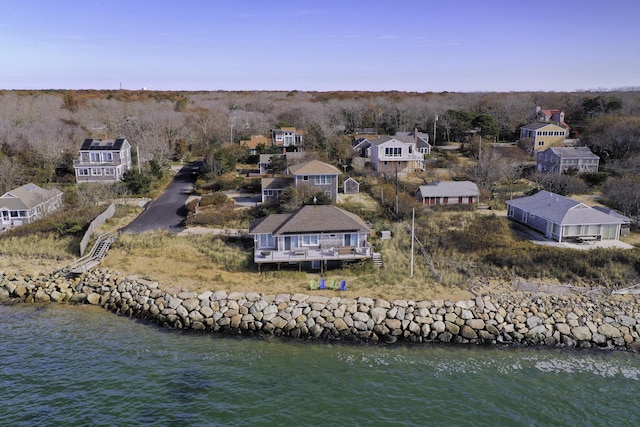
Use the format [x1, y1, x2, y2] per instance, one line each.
[1, 303, 640, 427]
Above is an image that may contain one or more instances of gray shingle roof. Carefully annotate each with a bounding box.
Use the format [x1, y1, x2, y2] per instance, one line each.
[0, 183, 63, 211]
[548, 146, 599, 159]
[506, 191, 624, 225]
[249, 205, 370, 236]
[261, 177, 293, 190]
[417, 181, 479, 198]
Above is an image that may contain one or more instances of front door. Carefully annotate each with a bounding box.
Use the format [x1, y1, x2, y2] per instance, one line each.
[285, 236, 291, 250]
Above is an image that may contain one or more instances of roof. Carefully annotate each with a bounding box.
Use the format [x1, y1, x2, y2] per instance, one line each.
[394, 132, 431, 148]
[261, 177, 293, 190]
[506, 191, 624, 226]
[521, 122, 566, 131]
[369, 136, 396, 146]
[0, 183, 63, 211]
[80, 138, 129, 151]
[417, 181, 479, 198]
[288, 159, 341, 176]
[249, 205, 370, 236]
[259, 154, 274, 163]
[546, 146, 599, 159]
[352, 138, 372, 149]
[240, 135, 269, 149]
[592, 206, 631, 224]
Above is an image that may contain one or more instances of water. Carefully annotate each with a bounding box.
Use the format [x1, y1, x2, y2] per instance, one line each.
[1, 304, 640, 427]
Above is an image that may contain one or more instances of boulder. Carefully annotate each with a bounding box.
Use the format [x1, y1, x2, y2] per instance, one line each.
[598, 323, 622, 338]
[370, 307, 387, 324]
[181, 298, 200, 312]
[467, 319, 485, 330]
[571, 326, 592, 342]
[86, 293, 101, 305]
[460, 325, 478, 340]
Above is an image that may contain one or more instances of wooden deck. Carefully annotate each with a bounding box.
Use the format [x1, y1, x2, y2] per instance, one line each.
[254, 245, 372, 264]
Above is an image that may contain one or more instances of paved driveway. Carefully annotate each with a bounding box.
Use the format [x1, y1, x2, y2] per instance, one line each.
[122, 161, 201, 233]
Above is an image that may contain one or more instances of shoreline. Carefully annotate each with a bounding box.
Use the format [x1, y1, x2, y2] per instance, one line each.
[1, 268, 640, 352]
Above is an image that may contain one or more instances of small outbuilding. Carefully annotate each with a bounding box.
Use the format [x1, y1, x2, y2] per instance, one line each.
[415, 180, 480, 205]
[342, 177, 360, 194]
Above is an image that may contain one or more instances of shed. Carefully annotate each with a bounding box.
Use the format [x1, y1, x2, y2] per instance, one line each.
[343, 177, 360, 194]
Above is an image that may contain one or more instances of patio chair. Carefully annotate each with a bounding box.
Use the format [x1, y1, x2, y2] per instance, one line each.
[329, 279, 338, 290]
[319, 278, 326, 289]
[339, 280, 347, 291]
[309, 279, 318, 290]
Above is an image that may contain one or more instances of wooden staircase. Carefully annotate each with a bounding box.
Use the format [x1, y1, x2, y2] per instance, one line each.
[372, 252, 383, 268]
[64, 232, 119, 275]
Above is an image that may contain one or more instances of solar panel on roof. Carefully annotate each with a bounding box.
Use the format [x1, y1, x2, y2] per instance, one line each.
[24, 183, 37, 191]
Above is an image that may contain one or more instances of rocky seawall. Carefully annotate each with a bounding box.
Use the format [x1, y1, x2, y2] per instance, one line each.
[2, 269, 640, 351]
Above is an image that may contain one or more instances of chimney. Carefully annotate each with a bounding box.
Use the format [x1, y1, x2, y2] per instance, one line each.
[414, 127, 418, 144]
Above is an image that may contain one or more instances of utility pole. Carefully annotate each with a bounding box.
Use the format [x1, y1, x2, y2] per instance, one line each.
[433, 114, 438, 147]
[410, 208, 415, 278]
[395, 164, 399, 216]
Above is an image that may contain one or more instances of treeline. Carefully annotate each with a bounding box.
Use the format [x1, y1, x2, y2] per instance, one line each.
[1, 89, 639, 194]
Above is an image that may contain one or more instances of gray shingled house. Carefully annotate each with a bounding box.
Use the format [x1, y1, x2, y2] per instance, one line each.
[288, 160, 341, 202]
[506, 190, 625, 242]
[248, 204, 372, 271]
[536, 146, 600, 174]
[0, 183, 63, 230]
[74, 138, 132, 183]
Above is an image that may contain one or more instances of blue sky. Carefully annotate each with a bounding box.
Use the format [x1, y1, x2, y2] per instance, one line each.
[1, 0, 639, 92]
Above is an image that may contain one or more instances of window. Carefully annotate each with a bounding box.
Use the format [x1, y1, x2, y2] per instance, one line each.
[104, 152, 113, 161]
[313, 175, 330, 185]
[92, 168, 102, 175]
[105, 168, 115, 175]
[538, 141, 545, 146]
[302, 175, 309, 181]
[77, 168, 89, 176]
[302, 235, 318, 246]
[90, 152, 101, 162]
[385, 147, 402, 157]
[259, 234, 275, 248]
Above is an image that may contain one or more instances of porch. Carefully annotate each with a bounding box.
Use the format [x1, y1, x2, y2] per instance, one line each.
[254, 244, 373, 271]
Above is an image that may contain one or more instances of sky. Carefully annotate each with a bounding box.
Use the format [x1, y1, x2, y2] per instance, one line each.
[1, 0, 639, 92]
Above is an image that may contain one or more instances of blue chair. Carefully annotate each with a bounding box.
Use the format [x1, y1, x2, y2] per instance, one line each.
[339, 280, 347, 291]
[319, 278, 326, 289]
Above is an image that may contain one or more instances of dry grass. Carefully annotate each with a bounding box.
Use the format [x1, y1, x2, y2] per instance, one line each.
[99, 229, 473, 301]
